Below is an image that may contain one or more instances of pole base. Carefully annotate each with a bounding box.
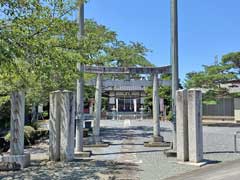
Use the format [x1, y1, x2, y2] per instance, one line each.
[84, 142, 110, 148]
[164, 149, 177, 157]
[177, 160, 208, 167]
[144, 141, 171, 147]
[153, 136, 164, 142]
[74, 151, 92, 158]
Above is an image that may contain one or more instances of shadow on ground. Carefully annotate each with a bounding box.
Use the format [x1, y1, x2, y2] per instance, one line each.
[92, 149, 166, 156]
[0, 159, 142, 180]
[100, 126, 171, 141]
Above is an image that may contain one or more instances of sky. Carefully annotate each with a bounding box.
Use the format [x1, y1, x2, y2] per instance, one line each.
[84, 0, 240, 81]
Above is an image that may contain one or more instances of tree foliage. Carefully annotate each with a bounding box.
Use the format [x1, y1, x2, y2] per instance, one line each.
[185, 53, 239, 101]
[222, 51, 240, 74]
[0, 0, 151, 111]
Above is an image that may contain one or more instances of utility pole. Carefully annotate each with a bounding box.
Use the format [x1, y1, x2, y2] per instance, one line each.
[75, 2, 84, 153]
[171, 0, 179, 151]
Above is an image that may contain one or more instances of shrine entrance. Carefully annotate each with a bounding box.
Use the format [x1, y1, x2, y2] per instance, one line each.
[76, 65, 171, 148]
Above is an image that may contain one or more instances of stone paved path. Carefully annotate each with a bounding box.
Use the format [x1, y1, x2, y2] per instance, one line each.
[0, 119, 240, 179]
[88, 120, 240, 179]
[165, 159, 240, 180]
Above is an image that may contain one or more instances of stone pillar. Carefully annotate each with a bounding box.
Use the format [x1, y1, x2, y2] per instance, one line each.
[49, 91, 61, 161]
[1, 91, 30, 168]
[75, 63, 84, 152]
[10, 91, 25, 156]
[133, 99, 137, 113]
[49, 90, 75, 162]
[176, 90, 189, 162]
[116, 98, 119, 112]
[140, 106, 144, 120]
[152, 74, 162, 142]
[93, 73, 102, 143]
[188, 89, 203, 163]
[59, 91, 75, 161]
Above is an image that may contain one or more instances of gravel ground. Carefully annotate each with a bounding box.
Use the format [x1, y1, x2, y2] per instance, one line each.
[90, 120, 240, 180]
[0, 119, 240, 180]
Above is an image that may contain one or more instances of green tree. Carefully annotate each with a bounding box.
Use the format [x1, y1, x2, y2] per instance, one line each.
[222, 51, 240, 74]
[185, 62, 238, 102]
[0, 0, 152, 127]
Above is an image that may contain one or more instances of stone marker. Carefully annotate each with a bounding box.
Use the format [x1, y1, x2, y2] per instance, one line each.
[49, 90, 75, 162]
[152, 73, 163, 142]
[1, 91, 30, 169]
[188, 89, 203, 163]
[59, 91, 75, 161]
[10, 91, 25, 155]
[49, 91, 61, 161]
[176, 89, 189, 162]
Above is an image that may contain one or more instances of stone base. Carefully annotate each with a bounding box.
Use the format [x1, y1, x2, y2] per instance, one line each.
[83, 136, 110, 147]
[153, 136, 164, 142]
[144, 141, 170, 147]
[164, 149, 177, 157]
[0, 162, 21, 171]
[0, 153, 30, 169]
[84, 136, 102, 144]
[177, 160, 208, 167]
[74, 151, 92, 158]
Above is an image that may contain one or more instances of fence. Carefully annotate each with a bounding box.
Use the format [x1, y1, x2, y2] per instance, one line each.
[203, 98, 234, 116]
[202, 97, 240, 123]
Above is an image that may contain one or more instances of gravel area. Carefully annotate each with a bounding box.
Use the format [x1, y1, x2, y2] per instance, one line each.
[0, 119, 240, 180]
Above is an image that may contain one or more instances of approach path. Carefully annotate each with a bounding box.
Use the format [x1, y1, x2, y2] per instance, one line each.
[0, 119, 239, 179]
[166, 159, 240, 180]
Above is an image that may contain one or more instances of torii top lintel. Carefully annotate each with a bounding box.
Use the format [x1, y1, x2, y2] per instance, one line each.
[83, 65, 171, 74]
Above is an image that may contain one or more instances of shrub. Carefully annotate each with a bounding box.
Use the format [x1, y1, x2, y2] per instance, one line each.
[4, 126, 36, 145]
[35, 128, 49, 140]
[167, 111, 173, 121]
[42, 111, 48, 119]
[0, 137, 10, 153]
[0, 100, 10, 130]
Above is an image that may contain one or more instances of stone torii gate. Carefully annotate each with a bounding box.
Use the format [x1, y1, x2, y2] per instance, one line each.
[76, 0, 179, 152]
[78, 65, 171, 147]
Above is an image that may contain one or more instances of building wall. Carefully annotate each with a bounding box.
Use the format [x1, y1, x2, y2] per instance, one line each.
[202, 97, 240, 123]
[203, 98, 234, 117]
[234, 98, 240, 122]
[108, 90, 146, 112]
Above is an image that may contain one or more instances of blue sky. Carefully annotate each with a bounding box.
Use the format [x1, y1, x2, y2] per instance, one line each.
[84, 0, 240, 81]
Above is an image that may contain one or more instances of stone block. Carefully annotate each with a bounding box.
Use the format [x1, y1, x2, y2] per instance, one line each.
[75, 151, 92, 158]
[60, 91, 75, 162]
[176, 89, 189, 162]
[0, 153, 30, 169]
[144, 141, 170, 147]
[0, 162, 21, 171]
[49, 90, 75, 162]
[49, 91, 61, 161]
[153, 136, 164, 143]
[188, 89, 203, 163]
[10, 91, 25, 156]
